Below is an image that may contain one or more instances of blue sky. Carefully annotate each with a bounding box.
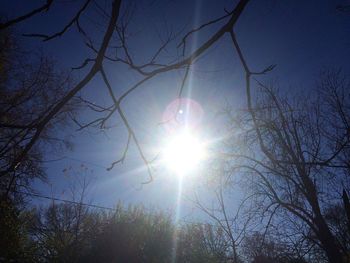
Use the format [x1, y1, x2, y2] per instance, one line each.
[2, 0, 350, 219]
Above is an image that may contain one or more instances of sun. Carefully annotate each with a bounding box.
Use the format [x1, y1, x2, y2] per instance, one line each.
[162, 130, 206, 175]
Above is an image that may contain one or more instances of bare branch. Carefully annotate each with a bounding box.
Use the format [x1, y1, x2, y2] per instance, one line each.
[23, 0, 91, 42]
[177, 9, 233, 56]
[0, 0, 53, 30]
[0, 0, 122, 178]
[72, 58, 96, 70]
[107, 132, 131, 171]
[100, 67, 154, 183]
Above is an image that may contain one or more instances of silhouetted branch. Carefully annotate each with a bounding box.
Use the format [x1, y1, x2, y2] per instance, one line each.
[107, 132, 131, 171]
[0, 0, 53, 30]
[177, 9, 233, 56]
[72, 58, 96, 70]
[100, 67, 154, 183]
[0, 0, 122, 178]
[23, 0, 91, 42]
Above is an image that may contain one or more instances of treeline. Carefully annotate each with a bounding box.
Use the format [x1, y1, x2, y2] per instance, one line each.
[1, 197, 309, 263]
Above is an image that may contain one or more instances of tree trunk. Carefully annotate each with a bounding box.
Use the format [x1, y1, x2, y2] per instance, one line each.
[313, 212, 344, 263]
[342, 189, 350, 235]
[302, 175, 344, 263]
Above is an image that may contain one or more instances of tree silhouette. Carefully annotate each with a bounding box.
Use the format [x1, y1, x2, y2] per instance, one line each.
[0, 29, 76, 199]
[220, 70, 350, 263]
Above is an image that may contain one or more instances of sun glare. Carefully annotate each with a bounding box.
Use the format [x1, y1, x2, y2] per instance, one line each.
[163, 130, 206, 175]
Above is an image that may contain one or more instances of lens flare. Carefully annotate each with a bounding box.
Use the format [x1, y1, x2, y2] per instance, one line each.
[162, 98, 203, 133]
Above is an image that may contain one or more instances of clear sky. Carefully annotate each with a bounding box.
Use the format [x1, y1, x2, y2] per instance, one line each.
[1, 0, 350, 219]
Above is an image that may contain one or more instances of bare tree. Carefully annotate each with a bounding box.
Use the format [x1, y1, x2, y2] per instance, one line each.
[30, 169, 96, 262]
[0, 29, 76, 198]
[219, 67, 350, 263]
